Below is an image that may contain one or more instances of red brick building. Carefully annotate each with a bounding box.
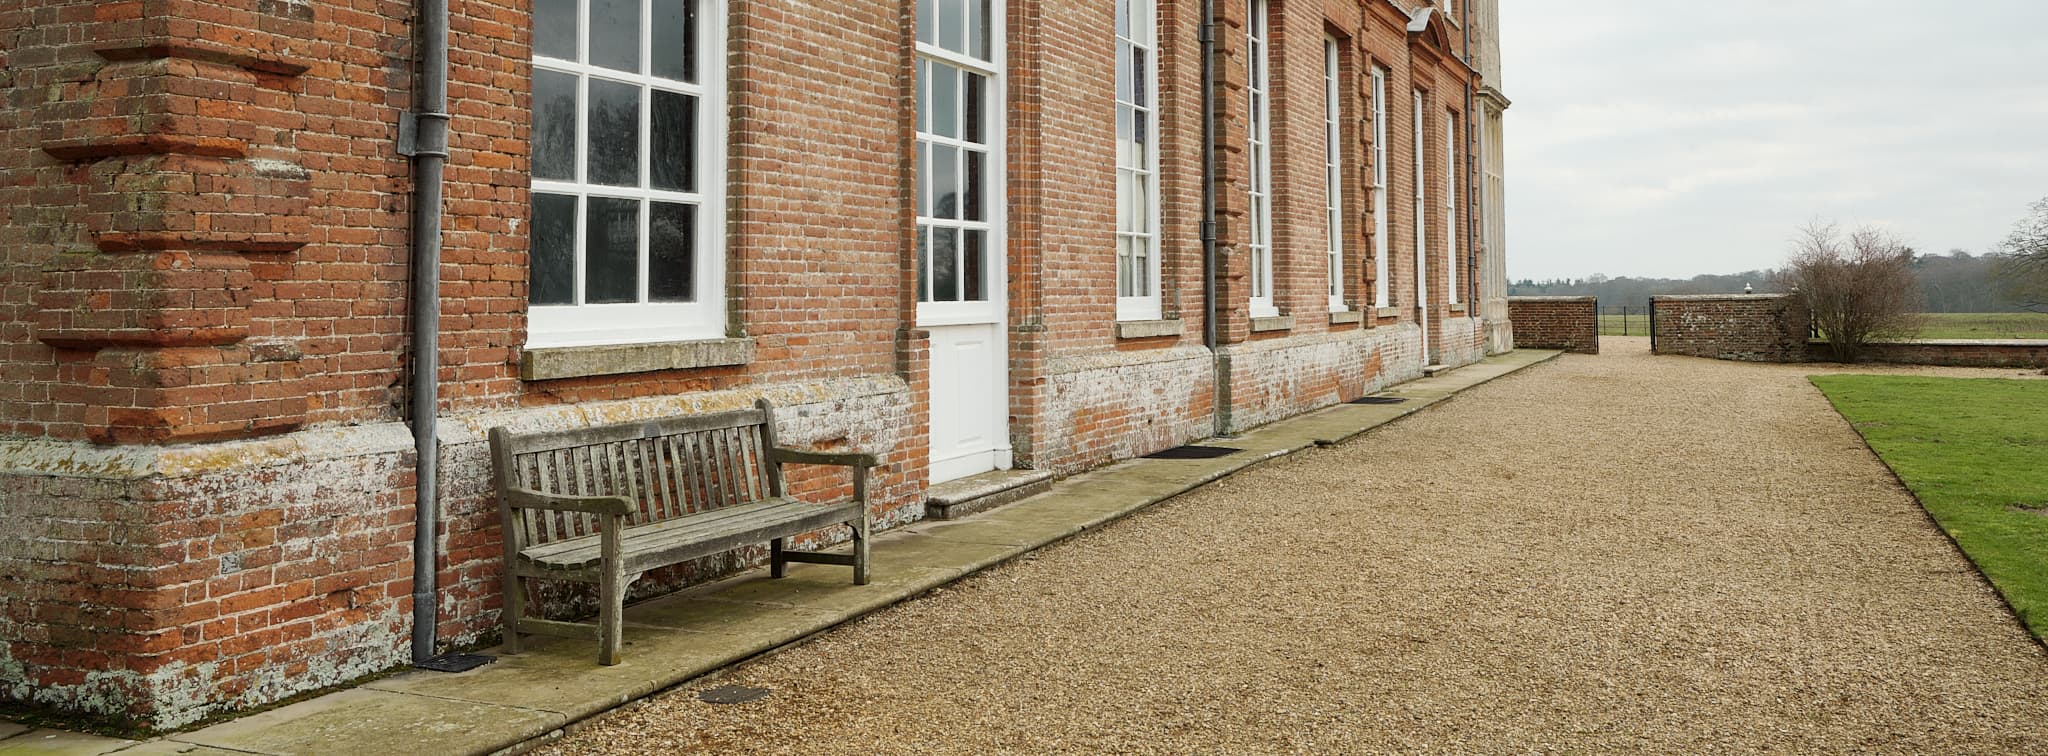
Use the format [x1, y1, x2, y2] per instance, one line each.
[0, 0, 1511, 728]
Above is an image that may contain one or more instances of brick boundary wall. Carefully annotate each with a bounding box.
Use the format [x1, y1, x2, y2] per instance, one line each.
[1506, 296, 1598, 354]
[1649, 294, 1809, 362]
[1809, 340, 2048, 369]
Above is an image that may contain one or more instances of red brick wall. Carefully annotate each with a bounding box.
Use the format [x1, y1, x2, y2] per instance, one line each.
[0, 0, 1506, 728]
[1650, 294, 1809, 363]
[1508, 296, 1597, 354]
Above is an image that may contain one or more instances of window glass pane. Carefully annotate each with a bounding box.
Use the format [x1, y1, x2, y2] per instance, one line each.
[1116, 236, 1132, 297]
[1117, 170, 1135, 232]
[1116, 43, 1132, 104]
[1116, 106, 1133, 169]
[1133, 103, 1149, 165]
[917, 142, 931, 217]
[535, 0, 578, 60]
[933, 145, 959, 220]
[916, 226, 930, 301]
[1132, 46, 1148, 108]
[964, 73, 984, 144]
[585, 197, 641, 303]
[918, 0, 935, 45]
[932, 65, 958, 139]
[651, 90, 696, 192]
[589, 0, 642, 73]
[917, 61, 930, 133]
[964, 229, 985, 301]
[1116, 0, 1129, 38]
[932, 226, 959, 301]
[531, 193, 577, 305]
[938, 0, 965, 54]
[968, 0, 987, 60]
[651, 0, 696, 81]
[649, 201, 694, 302]
[1133, 174, 1150, 233]
[587, 78, 641, 187]
[531, 69, 578, 181]
[964, 151, 984, 221]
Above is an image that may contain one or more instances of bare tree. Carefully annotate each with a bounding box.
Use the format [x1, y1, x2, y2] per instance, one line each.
[1995, 197, 2048, 312]
[1780, 222, 1922, 362]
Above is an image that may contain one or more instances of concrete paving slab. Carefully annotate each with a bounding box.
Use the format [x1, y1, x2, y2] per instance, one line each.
[690, 561, 960, 616]
[0, 729, 134, 756]
[863, 532, 1022, 574]
[623, 596, 841, 638]
[101, 742, 246, 755]
[0, 722, 29, 741]
[902, 515, 1077, 548]
[171, 689, 561, 756]
[367, 624, 763, 723]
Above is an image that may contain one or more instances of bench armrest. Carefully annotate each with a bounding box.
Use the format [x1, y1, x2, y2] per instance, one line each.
[769, 448, 879, 468]
[502, 486, 635, 516]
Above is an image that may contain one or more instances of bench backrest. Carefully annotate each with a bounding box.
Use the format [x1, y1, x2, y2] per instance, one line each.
[489, 401, 787, 548]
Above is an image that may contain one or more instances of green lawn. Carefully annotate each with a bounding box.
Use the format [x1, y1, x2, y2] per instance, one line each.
[1914, 312, 2048, 340]
[1598, 313, 1651, 336]
[1811, 375, 2048, 641]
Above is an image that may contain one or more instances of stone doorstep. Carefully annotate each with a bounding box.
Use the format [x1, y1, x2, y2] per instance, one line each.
[923, 469, 1057, 520]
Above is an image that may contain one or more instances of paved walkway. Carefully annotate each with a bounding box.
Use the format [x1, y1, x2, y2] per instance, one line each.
[540, 339, 2048, 754]
[0, 351, 1557, 755]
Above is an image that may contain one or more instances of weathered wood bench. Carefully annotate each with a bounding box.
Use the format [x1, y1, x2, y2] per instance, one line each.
[488, 399, 876, 664]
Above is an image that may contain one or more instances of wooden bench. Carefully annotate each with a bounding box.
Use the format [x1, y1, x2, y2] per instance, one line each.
[488, 399, 876, 664]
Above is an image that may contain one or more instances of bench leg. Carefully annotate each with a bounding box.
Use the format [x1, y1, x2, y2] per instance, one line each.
[770, 537, 787, 578]
[850, 517, 870, 586]
[500, 569, 524, 655]
[598, 567, 624, 666]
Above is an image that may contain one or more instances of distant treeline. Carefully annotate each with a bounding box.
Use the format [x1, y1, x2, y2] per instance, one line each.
[1510, 251, 2027, 313]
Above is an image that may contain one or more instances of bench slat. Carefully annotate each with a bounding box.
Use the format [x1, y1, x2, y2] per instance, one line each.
[515, 498, 861, 573]
[497, 408, 770, 456]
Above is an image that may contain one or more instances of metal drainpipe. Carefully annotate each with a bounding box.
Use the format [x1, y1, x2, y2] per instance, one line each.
[407, 0, 450, 665]
[1200, 0, 1224, 437]
[1462, 0, 1479, 310]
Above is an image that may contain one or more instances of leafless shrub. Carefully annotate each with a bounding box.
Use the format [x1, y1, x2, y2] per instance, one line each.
[1778, 222, 1922, 362]
[1996, 197, 2048, 313]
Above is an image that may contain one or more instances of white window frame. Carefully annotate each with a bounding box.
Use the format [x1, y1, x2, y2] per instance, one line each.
[1412, 89, 1428, 305]
[1116, 0, 1162, 322]
[1445, 109, 1460, 305]
[1246, 0, 1276, 318]
[526, 0, 727, 349]
[1372, 66, 1389, 309]
[1323, 37, 1345, 313]
[914, 0, 1005, 327]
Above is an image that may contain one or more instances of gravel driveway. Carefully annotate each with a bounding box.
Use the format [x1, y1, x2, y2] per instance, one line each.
[542, 338, 2048, 753]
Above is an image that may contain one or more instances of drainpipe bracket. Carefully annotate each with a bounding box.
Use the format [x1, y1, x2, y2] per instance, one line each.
[398, 111, 452, 159]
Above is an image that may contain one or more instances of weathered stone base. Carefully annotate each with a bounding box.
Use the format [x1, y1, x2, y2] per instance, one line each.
[0, 376, 915, 731]
[1218, 325, 1429, 435]
[1025, 345, 1218, 474]
[1436, 316, 1487, 368]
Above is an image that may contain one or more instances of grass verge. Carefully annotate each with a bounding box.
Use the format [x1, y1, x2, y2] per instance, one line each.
[1914, 312, 2048, 340]
[1811, 375, 2048, 642]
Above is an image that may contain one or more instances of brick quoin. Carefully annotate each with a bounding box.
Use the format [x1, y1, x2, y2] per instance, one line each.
[0, 0, 1513, 728]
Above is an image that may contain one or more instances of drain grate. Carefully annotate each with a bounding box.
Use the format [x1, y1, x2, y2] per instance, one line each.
[698, 685, 772, 705]
[1347, 396, 1408, 405]
[1144, 445, 1241, 460]
[415, 653, 495, 673]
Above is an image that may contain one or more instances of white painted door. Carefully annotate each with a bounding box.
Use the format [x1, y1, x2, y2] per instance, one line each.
[918, 0, 1008, 484]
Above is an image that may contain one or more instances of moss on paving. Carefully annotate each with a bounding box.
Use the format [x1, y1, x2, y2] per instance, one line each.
[1812, 374, 2048, 641]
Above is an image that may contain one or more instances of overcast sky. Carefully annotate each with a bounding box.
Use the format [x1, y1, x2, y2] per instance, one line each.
[1498, 1, 2048, 281]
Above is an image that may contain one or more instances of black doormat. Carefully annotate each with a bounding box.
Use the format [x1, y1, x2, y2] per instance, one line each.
[415, 653, 495, 673]
[699, 685, 772, 704]
[1144, 445, 1241, 460]
[1347, 396, 1408, 405]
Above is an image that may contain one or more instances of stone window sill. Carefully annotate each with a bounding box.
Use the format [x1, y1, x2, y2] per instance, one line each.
[1328, 310, 1363, 325]
[1116, 319, 1181, 339]
[1376, 307, 1402, 319]
[521, 338, 755, 381]
[1449, 303, 1468, 314]
[1250, 315, 1294, 333]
